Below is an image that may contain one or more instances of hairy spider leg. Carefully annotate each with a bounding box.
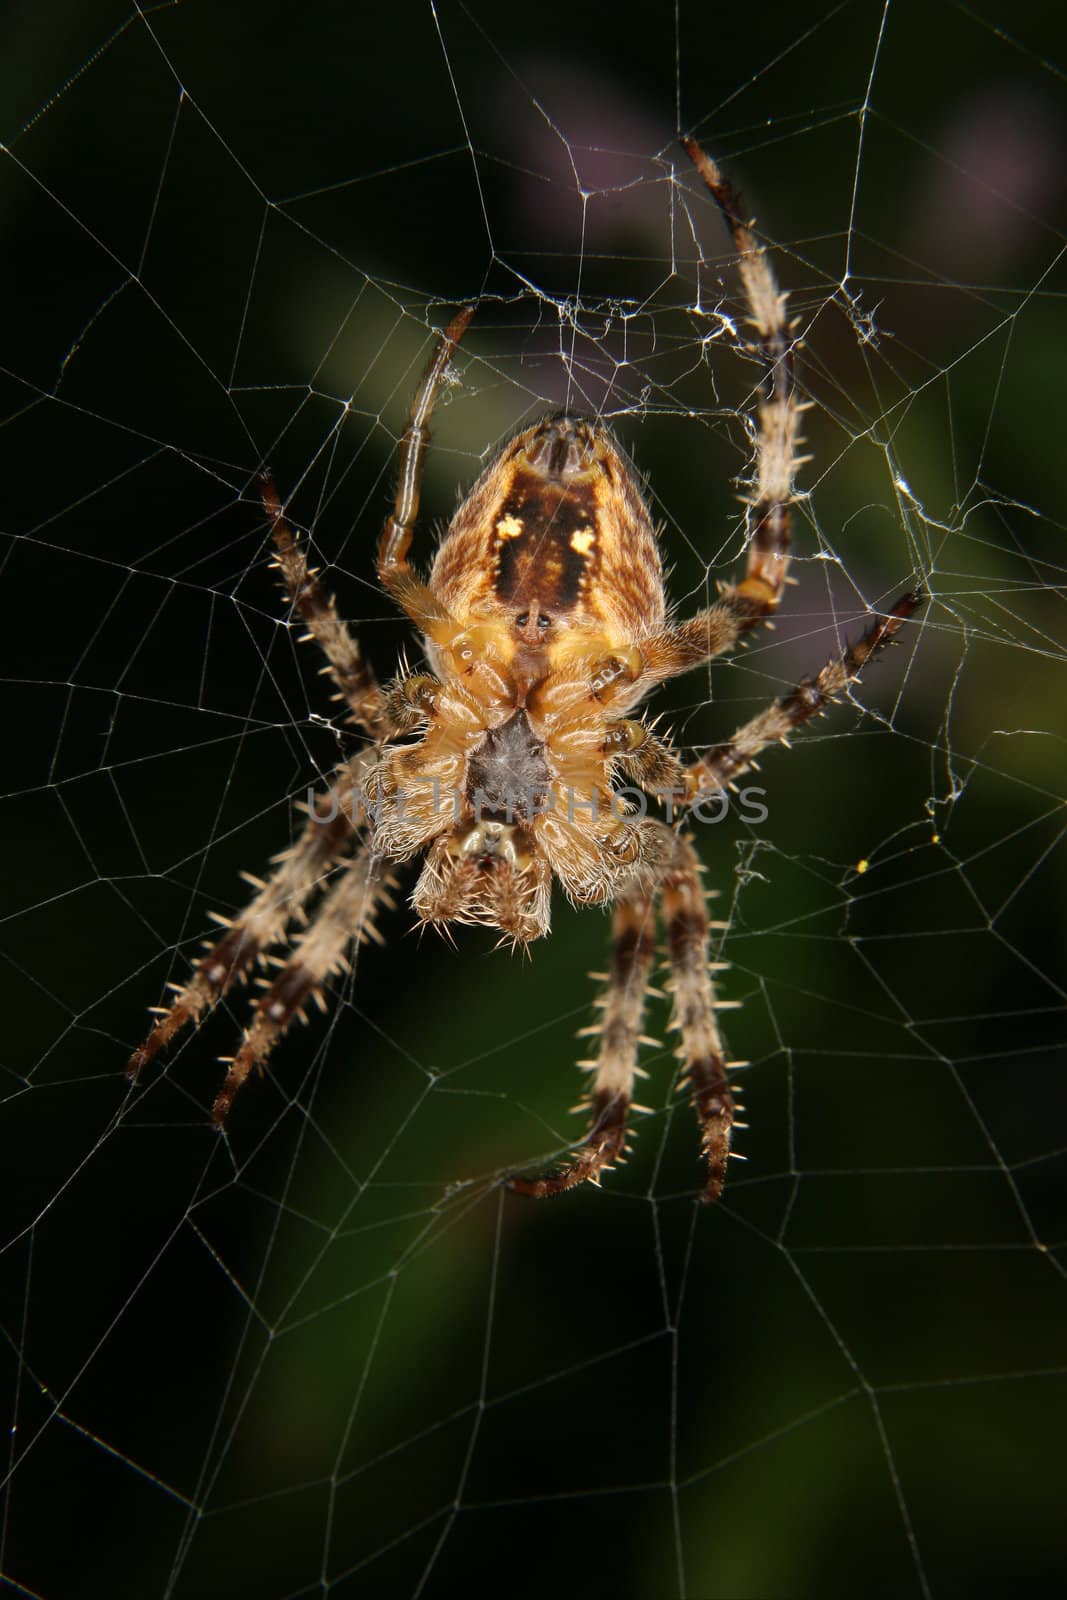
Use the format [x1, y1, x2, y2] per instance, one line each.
[127, 762, 367, 1089]
[260, 474, 395, 738]
[377, 306, 475, 639]
[684, 591, 925, 803]
[508, 823, 739, 1202]
[508, 884, 657, 1197]
[127, 305, 477, 1116]
[661, 833, 736, 1204]
[212, 841, 396, 1124]
[683, 136, 798, 614]
[635, 137, 803, 690]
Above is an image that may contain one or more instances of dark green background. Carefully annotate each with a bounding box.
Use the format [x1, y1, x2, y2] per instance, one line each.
[2, 2, 1065, 1596]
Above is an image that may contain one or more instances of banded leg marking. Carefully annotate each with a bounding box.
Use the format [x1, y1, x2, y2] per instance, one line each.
[661, 835, 735, 1204]
[508, 887, 656, 1198]
[682, 135, 798, 622]
[212, 842, 396, 1123]
[686, 590, 924, 801]
[261, 474, 391, 738]
[127, 768, 360, 1085]
[638, 139, 803, 692]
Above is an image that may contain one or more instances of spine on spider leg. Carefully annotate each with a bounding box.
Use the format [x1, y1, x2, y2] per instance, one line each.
[127, 921, 263, 1082]
[507, 892, 656, 1199]
[211, 844, 396, 1124]
[682, 137, 802, 630]
[259, 473, 388, 736]
[579, 895, 658, 1168]
[660, 835, 736, 1204]
[688, 589, 924, 798]
[127, 772, 359, 1083]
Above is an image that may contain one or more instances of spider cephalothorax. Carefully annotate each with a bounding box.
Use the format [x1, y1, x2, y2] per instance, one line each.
[128, 139, 921, 1200]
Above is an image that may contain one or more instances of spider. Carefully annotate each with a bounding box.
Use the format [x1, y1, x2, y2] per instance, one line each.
[128, 138, 921, 1202]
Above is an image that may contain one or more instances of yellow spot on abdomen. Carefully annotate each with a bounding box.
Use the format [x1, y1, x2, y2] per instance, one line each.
[570, 526, 595, 555]
[496, 514, 523, 539]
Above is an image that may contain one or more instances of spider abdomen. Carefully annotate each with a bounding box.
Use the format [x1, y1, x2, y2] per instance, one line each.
[430, 415, 666, 643]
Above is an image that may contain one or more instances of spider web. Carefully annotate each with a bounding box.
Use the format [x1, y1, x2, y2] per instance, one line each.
[3, 2, 1066, 1596]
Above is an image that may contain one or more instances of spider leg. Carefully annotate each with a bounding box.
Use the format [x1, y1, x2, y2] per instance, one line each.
[261, 474, 393, 739]
[605, 720, 688, 797]
[212, 840, 395, 1124]
[507, 884, 656, 1198]
[683, 137, 797, 617]
[377, 307, 474, 638]
[636, 139, 801, 689]
[685, 590, 924, 802]
[660, 833, 736, 1204]
[262, 307, 472, 734]
[127, 762, 364, 1087]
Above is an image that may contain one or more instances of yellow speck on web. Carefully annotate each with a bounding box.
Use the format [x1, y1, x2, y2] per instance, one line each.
[856, 858, 869, 875]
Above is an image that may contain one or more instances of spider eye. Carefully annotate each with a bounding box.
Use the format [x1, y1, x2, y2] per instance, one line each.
[515, 611, 529, 627]
[537, 614, 552, 630]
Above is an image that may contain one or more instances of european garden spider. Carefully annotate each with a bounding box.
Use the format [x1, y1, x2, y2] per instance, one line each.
[129, 139, 921, 1202]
